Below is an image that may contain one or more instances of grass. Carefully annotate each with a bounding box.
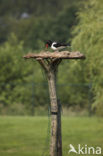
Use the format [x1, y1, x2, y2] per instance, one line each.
[0, 116, 103, 156]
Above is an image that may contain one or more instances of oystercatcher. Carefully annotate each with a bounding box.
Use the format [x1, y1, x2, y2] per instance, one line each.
[45, 40, 70, 51]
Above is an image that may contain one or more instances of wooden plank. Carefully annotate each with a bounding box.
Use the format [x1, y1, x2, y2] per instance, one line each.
[23, 51, 85, 59]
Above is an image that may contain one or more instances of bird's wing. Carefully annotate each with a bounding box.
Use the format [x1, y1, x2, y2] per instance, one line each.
[54, 42, 68, 47]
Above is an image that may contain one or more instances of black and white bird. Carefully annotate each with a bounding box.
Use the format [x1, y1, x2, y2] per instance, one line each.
[45, 40, 70, 51]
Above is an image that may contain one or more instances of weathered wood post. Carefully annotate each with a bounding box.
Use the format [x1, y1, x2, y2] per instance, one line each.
[23, 51, 85, 156]
[36, 57, 62, 156]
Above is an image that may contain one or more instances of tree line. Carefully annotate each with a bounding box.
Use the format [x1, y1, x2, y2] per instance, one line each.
[0, 0, 103, 116]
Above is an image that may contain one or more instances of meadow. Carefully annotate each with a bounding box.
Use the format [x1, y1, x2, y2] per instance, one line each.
[0, 116, 103, 156]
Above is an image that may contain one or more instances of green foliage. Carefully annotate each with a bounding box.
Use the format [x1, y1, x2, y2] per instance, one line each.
[71, 0, 103, 115]
[58, 60, 90, 110]
[0, 0, 82, 17]
[0, 34, 50, 115]
[0, 0, 82, 49]
[0, 34, 28, 113]
[9, 6, 78, 50]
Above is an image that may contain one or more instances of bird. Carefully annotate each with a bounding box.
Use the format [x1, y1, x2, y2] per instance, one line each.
[45, 40, 70, 52]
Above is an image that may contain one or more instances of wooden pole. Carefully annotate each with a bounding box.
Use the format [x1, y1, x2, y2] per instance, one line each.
[47, 65, 62, 156]
[36, 58, 62, 156]
[47, 68, 59, 156]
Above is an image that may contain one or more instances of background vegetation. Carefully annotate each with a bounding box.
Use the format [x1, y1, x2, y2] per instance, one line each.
[0, 0, 103, 116]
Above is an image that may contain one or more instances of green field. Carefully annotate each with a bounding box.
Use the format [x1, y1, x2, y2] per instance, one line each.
[0, 116, 103, 156]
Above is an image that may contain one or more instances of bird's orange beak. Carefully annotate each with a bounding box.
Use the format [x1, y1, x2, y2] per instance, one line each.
[46, 44, 48, 48]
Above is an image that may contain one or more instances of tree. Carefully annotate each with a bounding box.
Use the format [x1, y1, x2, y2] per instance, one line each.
[71, 0, 103, 116]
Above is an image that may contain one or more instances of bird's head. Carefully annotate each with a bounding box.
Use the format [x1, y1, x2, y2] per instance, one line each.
[45, 40, 52, 48]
